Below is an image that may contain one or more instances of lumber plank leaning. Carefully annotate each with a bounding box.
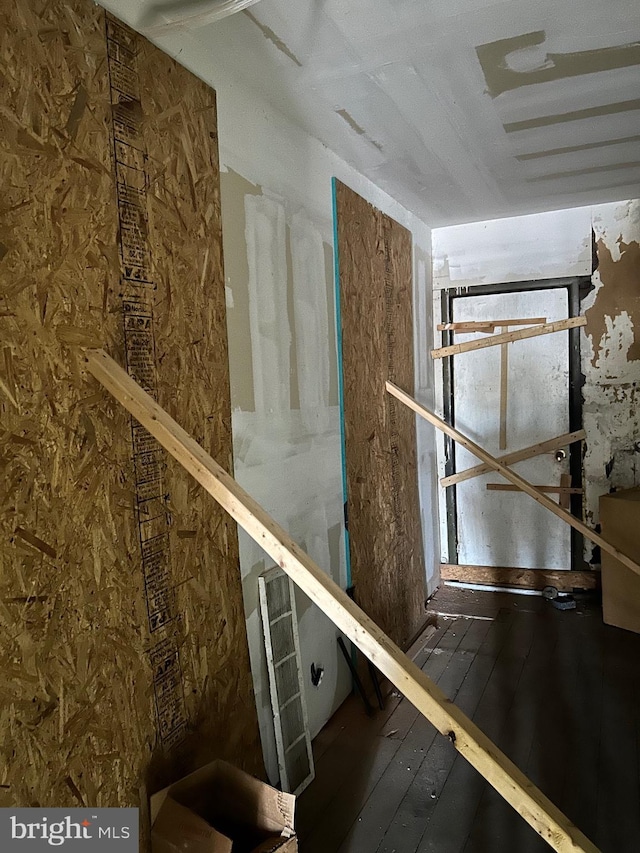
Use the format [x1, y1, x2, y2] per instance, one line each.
[86, 349, 598, 853]
[486, 484, 583, 495]
[440, 564, 599, 591]
[431, 316, 586, 359]
[387, 380, 640, 580]
[499, 324, 509, 449]
[436, 317, 546, 333]
[441, 429, 586, 488]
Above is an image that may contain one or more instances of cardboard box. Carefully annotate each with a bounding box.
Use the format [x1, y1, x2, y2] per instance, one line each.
[600, 487, 640, 634]
[150, 760, 297, 853]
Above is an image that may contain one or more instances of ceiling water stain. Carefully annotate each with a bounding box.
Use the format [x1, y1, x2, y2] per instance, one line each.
[585, 238, 640, 365]
[476, 30, 640, 98]
[504, 98, 640, 133]
[244, 10, 302, 67]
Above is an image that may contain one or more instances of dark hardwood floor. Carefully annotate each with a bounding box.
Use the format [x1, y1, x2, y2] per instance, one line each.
[296, 587, 640, 852]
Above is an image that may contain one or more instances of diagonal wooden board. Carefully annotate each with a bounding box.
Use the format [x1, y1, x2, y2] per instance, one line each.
[431, 316, 586, 359]
[387, 381, 640, 580]
[486, 484, 583, 495]
[441, 429, 586, 488]
[85, 348, 598, 853]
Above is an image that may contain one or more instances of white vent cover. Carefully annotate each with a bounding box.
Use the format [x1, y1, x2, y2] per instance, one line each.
[140, 0, 263, 36]
[258, 567, 315, 796]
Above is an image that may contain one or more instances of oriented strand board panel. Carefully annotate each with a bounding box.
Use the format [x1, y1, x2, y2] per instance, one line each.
[0, 0, 262, 833]
[335, 181, 425, 648]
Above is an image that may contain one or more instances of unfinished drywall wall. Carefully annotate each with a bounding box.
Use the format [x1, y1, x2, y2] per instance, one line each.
[0, 0, 261, 830]
[335, 181, 426, 648]
[211, 84, 435, 785]
[221, 167, 349, 780]
[432, 198, 640, 566]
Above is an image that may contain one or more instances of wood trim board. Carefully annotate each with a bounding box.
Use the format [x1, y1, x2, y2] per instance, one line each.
[441, 430, 586, 488]
[499, 325, 509, 449]
[486, 484, 583, 495]
[437, 317, 546, 332]
[440, 564, 599, 591]
[431, 316, 587, 359]
[86, 348, 598, 853]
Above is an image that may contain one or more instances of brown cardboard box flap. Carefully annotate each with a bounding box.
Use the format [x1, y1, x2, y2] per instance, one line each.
[151, 760, 296, 853]
[151, 796, 232, 853]
[600, 487, 640, 634]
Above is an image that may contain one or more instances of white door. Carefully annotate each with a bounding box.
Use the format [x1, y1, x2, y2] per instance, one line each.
[453, 289, 571, 569]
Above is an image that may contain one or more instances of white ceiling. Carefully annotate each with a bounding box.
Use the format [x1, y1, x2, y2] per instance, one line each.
[103, 0, 640, 226]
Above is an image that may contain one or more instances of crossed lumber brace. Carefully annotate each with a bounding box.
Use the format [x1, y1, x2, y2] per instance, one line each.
[85, 349, 599, 853]
[386, 382, 640, 579]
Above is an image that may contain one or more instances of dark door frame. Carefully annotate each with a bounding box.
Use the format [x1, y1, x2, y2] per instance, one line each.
[439, 276, 590, 572]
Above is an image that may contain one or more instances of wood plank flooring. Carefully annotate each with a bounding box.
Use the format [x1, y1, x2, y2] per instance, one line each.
[297, 588, 640, 852]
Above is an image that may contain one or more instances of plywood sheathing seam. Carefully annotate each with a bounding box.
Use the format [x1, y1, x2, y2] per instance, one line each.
[0, 0, 262, 833]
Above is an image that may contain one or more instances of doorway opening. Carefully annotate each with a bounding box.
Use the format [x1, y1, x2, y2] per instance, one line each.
[439, 276, 589, 575]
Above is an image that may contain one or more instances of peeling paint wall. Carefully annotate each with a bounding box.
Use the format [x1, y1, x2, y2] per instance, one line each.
[432, 198, 640, 566]
[583, 200, 640, 533]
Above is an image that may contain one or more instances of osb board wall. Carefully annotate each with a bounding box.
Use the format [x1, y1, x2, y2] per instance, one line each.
[0, 0, 262, 832]
[335, 181, 425, 649]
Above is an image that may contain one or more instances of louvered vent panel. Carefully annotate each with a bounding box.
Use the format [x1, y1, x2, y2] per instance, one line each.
[259, 567, 315, 796]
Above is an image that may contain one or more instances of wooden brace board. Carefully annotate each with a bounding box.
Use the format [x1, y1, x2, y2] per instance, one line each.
[441, 430, 586, 488]
[440, 564, 599, 591]
[437, 317, 546, 333]
[431, 316, 587, 359]
[486, 484, 583, 495]
[85, 349, 598, 853]
[387, 381, 640, 580]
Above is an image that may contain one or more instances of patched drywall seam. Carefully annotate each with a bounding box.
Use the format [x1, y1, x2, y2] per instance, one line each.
[504, 98, 640, 133]
[290, 209, 331, 432]
[335, 109, 384, 152]
[245, 193, 291, 415]
[516, 134, 640, 162]
[221, 168, 262, 412]
[581, 199, 640, 535]
[476, 31, 640, 97]
[244, 10, 302, 67]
